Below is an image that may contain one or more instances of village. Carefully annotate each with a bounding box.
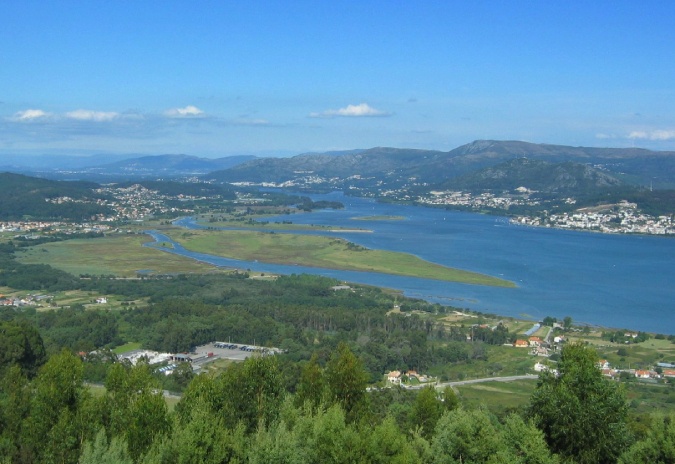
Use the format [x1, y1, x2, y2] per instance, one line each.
[414, 190, 675, 236]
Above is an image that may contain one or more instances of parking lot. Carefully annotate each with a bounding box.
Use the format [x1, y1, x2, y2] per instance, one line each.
[189, 341, 281, 371]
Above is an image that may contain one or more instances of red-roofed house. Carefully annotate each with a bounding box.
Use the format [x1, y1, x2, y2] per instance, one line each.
[528, 336, 543, 347]
[514, 339, 529, 348]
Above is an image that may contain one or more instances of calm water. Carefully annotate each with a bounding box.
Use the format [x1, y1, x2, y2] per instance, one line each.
[151, 192, 675, 333]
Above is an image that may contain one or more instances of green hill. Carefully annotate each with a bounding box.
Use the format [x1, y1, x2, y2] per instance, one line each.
[0, 172, 110, 221]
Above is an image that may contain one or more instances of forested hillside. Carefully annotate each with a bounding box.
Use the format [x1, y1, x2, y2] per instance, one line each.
[0, 172, 110, 220]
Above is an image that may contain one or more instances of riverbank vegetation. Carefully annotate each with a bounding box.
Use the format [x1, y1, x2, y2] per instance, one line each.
[17, 234, 223, 277]
[163, 228, 515, 287]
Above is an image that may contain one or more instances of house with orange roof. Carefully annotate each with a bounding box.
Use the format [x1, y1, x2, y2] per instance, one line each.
[528, 336, 543, 347]
[387, 370, 401, 383]
[514, 339, 529, 348]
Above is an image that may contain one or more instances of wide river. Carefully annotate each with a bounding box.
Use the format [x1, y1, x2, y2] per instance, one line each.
[148, 192, 675, 334]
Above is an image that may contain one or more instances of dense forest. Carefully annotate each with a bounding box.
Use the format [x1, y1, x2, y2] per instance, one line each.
[1, 330, 672, 463]
[0, 239, 673, 463]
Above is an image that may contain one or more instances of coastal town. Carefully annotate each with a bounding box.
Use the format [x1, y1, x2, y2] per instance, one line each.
[235, 174, 675, 236]
[0, 183, 217, 236]
[413, 190, 675, 236]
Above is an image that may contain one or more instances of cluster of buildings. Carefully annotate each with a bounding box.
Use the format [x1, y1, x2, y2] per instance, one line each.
[513, 335, 559, 357]
[0, 221, 111, 235]
[534, 352, 675, 380]
[587, 359, 673, 381]
[415, 190, 540, 210]
[93, 184, 205, 220]
[1, 184, 228, 236]
[385, 369, 434, 386]
[0, 294, 45, 307]
[41, 183, 219, 224]
[512, 203, 675, 235]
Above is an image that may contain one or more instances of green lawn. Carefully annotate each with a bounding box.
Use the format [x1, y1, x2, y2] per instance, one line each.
[165, 229, 515, 287]
[113, 342, 143, 354]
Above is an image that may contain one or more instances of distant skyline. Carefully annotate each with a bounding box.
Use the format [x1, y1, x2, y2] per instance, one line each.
[2, 1, 675, 158]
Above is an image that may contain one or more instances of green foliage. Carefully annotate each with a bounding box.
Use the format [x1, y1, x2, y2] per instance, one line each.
[441, 386, 459, 412]
[410, 386, 444, 439]
[431, 407, 506, 463]
[527, 342, 630, 463]
[364, 416, 419, 464]
[602, 330, 650, 344]
[176, 355, 284, 434]
[0, 320, 46, 377]
[141, 411, 247, 464]
[325, 342, 369, 422]
[542, 316, 557, 327]
[295, 353, 326, 411]
[103, 361, 170, 461]
[295, 404, 361, 464]
[0, 366, 30, 462]
[431, 407, 558, 464]
[21, 350, 93, 463]
[79, 428, 133, 464]
[619, 414, 675, 463]
[0, 172, 110, 221]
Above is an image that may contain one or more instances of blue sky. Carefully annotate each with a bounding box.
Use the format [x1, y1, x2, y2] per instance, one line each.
[2, 1, 675, 158]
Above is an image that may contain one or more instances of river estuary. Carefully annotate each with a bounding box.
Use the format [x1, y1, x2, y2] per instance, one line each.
[146, 192, 675, 334]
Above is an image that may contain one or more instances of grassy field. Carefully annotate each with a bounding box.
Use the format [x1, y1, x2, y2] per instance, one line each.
[113, 342, 143, 354]
[17, 234, 225, 277]
[195, 213, 370, 232]
[165, 229, 515, 287]
[456, 379, 537, 415]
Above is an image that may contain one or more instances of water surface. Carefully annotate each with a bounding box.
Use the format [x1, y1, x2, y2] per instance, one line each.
[152, 192, 674, 333]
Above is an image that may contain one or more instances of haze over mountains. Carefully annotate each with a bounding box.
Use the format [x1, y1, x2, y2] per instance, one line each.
[2, 140, 675, 190]
[0, 153, 257, 181]
[206, 140, 675, 190]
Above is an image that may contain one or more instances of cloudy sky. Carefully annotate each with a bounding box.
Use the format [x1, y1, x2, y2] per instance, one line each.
[2, 1, 675, 158]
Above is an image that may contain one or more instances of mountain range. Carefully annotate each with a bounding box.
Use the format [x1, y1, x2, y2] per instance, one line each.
[3, 140, 675, 192]
[0, 154, 257, 181]
[206, 140, 675, 190]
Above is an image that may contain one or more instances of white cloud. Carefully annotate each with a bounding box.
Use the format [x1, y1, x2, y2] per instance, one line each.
[165, 105, 205, 118]
[66, 109, 119, 122]
[310, 103, 391, 118]
[11, 109, 51, 121]
[595, 133, 617, 140]
[650, 130, 675, 140]
[628, 129, 675, 141]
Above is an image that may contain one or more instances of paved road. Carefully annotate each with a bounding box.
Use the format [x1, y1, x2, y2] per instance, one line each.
[403, 374, 538, 390]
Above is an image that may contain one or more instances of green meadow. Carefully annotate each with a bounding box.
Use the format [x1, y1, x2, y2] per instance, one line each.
[18, 234, 223, 276]
[165, 229, 515, 287]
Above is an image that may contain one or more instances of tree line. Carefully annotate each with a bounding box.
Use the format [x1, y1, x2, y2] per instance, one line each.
[1, 331, 672, 463]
